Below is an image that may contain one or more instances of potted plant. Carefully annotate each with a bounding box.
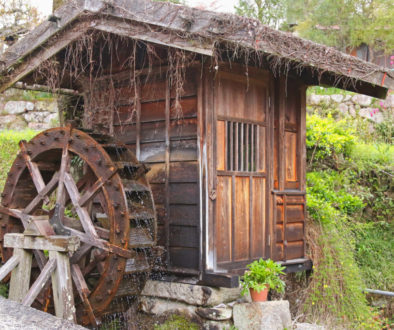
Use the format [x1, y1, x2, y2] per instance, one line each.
[240, 258, 286, 302]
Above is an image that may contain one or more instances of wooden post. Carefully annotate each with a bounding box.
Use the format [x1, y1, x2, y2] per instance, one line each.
[8, 248, 32, 302]
[3, 233, 79, 323]
[50, 250, 76, 323]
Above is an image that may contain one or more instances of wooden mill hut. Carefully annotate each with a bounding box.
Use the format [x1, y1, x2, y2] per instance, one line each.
[0, 0, 392, 289]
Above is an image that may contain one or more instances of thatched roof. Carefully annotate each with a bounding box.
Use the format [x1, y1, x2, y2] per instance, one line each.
[0, 0, 392, 98]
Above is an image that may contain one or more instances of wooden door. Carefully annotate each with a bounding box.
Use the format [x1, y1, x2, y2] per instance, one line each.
[213, 70, 270, 270]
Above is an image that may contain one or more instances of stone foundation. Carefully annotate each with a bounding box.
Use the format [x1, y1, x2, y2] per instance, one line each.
[138, 280, 325, 329]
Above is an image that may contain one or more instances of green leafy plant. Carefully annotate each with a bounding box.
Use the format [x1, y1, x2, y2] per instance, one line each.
[240, 258, 285, 295]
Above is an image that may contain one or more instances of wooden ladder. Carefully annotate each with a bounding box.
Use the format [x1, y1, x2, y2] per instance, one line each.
[0, 233, 80, 323]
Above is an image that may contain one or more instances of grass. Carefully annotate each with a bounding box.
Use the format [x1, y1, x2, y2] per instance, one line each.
[350, 143, 394, 165]
[0, 130, 37, 191]
[154, 315, 200, 330]
[5, 89, 55, 102]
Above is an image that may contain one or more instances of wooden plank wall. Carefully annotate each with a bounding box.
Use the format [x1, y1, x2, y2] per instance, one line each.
[83, 68, 200, 273]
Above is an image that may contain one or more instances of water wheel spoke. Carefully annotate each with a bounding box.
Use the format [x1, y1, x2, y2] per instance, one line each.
[64, 172, 99, 239]
[82, 251, 108, 276]
[65, 227, 132, 259]
[56, 138, 71, 208]
[63, 216, 109, 240]
[70, 243, 92, 264]
[0, 206, 24, 220]
[23, 172, 60, 215]
[71, 264, 100, 327]
[19, 140, 49, 204]
[22, 258, 57, 307]
[79, 167, 117, 207]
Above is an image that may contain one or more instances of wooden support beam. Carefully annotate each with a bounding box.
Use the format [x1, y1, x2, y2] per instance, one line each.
[164, 78, 171, 266]
[93, 19, 213, 56]
[9, 248, 32, 302]
[4, 233, 80, 253]
[0, 255, 19, 282]
[13, 82, 81, 96]
[22, 258, 56, 307]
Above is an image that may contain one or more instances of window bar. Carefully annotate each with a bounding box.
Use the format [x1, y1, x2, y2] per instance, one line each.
[240, 122, 244, 171]
[251, 124, 254, 172]
[235, 122, 239, 171]
[229, 121, 234, 171]
[225, 120, 228, 172]
[245, 123, 249, 172]
[256, 125, 260, 172]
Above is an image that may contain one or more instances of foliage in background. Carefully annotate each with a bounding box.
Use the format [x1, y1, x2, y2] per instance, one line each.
[304, 103, 393, 328]
[295, 0, 394, 52]
[234, 0, 394, 53]
[235, 0, 286, 29]
[0, 0, 40, 53]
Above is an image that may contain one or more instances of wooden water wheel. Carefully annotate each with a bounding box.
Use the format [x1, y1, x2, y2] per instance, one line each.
[0, 126, 156, 325]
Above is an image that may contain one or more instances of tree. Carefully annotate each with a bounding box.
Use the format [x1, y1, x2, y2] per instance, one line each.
[295, 0, 394, 52]
[235, 0, 287, 29]
[234, 0, 394, 53]
[0, 0, 39, 53]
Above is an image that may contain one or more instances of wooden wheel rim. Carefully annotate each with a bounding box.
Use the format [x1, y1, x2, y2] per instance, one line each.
[0, 127, 132, 324]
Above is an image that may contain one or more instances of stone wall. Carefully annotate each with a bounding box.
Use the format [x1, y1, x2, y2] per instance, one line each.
[0, 89, 59, 130]
[307, 92, 394, 124]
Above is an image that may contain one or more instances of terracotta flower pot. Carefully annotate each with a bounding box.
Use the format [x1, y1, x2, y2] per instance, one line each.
[249, 285, 269, 302]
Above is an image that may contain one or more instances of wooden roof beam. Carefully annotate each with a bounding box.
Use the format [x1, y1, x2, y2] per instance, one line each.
[92, 18, 214, 56]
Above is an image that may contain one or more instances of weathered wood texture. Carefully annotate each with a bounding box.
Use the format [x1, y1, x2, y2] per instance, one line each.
[210, 66, 306, 272]
[1, 0, 392, 97]
[83, 67, 200, 273]
[271, 78, 306, 261]
[213, 69, 269, 269]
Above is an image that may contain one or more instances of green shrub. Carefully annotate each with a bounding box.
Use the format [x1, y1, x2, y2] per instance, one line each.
[307, 171, 364, 218]
[306, 114, 356, 168]
[305, 112, 392, 328]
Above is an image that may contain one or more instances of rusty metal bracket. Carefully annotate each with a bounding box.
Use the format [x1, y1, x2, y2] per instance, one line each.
[50, 204, 71, 236]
